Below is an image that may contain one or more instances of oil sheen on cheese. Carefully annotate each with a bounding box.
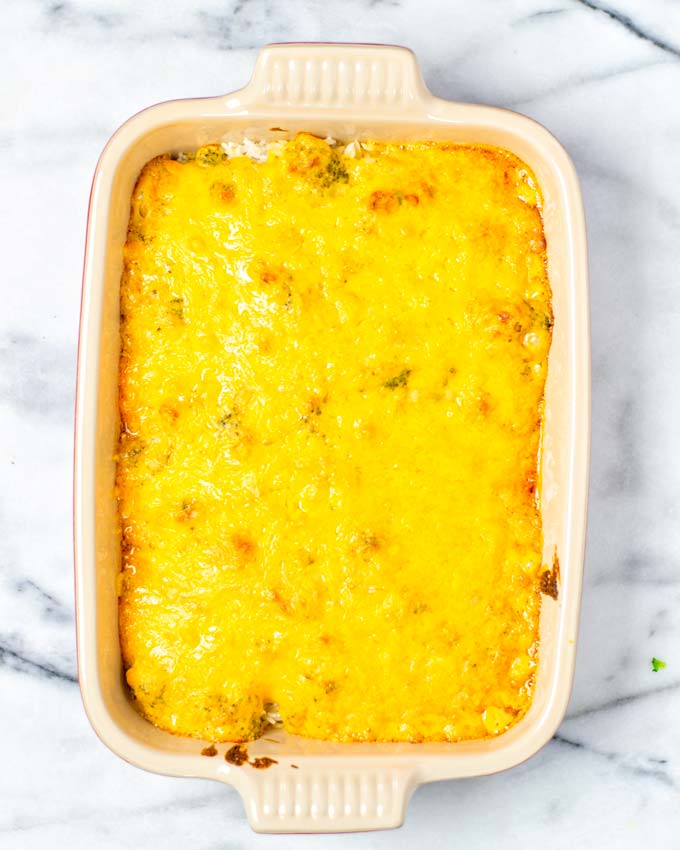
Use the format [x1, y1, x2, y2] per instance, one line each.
[117, 135, 553, 743]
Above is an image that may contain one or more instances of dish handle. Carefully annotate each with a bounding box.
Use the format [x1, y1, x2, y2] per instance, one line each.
[242, 42, 433, 113]
[232, 764, 420, 833]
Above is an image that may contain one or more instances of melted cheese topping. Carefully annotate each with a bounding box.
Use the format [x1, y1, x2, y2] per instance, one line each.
[117, 135, 552, 743]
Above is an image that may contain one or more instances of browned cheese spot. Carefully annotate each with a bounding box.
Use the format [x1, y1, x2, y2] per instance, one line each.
[232, 533, 257, 561]
[251, 756, 278, 770]
[369, 190, 400, 213]
[224, 744, 249, 766]
[539, 550, 560, 600]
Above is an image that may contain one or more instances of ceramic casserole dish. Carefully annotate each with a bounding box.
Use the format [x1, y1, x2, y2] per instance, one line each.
[74, 43, 590, 833]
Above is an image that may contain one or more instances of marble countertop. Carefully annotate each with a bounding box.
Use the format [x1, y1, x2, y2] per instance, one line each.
[2, 0, 679, 846]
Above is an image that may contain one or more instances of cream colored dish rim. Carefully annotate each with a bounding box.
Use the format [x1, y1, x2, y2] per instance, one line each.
[74, 42, 590, 834]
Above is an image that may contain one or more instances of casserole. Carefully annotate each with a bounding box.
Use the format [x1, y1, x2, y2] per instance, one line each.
[75, 43, 590, 833]
[118, 135, 553, 745]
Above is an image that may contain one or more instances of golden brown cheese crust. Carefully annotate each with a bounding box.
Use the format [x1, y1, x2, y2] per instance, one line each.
[117, 135, 552, 743]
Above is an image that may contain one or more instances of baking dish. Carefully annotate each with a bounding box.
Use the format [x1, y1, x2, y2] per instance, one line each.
[74, 43, 590, 833]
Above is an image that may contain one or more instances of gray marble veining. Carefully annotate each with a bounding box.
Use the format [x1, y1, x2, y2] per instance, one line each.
[1, 0, 679, 846]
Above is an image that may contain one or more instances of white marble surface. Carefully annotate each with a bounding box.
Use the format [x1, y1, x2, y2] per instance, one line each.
[2, 0, 680, 846]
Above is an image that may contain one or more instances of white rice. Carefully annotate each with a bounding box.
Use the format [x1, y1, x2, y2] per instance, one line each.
[263, 702, 283, 727]
[219, 136, 366, 162]
[221, 138, 284, 162]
